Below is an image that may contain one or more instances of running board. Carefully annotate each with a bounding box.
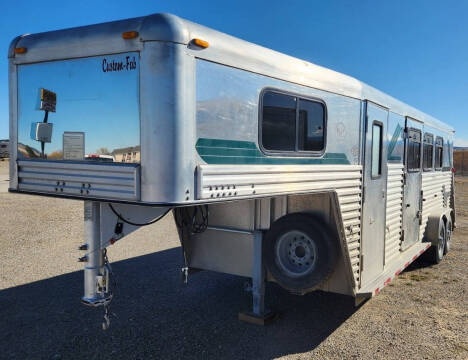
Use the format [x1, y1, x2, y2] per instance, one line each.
[357, 242, 431, 300]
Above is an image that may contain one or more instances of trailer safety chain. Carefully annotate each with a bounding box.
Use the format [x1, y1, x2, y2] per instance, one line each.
[102, 248, 118, 330]
[81, 205, 169, 330]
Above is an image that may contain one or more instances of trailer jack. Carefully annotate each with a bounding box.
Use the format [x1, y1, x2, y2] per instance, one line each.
[80, 201, 114, 329]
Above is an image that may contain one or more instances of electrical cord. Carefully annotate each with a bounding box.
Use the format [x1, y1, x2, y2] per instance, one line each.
[174, 205, 209, 282]
[174, 205, 209, 234]
[108, 203, 170, 227]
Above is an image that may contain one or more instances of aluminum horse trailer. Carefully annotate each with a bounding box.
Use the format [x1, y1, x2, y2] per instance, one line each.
[8, 13, 455, 327]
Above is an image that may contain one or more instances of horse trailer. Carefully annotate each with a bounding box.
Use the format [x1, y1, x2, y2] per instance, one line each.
[8, 13, 455, 327]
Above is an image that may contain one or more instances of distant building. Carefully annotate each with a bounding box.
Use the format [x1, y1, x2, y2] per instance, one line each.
[454, 148, 468, 176]
[112, 145, 141, 163]
[0, 139, 8, 159]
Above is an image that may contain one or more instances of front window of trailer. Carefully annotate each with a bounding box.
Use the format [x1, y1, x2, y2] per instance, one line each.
[16, 53, 140, 162]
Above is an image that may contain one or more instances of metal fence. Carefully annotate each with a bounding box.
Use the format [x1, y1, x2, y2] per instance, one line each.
[454, 150, 468, 176]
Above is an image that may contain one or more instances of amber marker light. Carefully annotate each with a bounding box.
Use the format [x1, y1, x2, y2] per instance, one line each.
[193, 38, 209, 48]
[122, 31, 139, 39]
[14, 47, 27, 54]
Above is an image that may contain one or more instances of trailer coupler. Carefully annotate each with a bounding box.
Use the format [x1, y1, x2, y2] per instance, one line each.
[81, 201, 115, 330]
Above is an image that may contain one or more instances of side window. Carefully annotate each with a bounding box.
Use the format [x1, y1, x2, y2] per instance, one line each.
[262, 92, 296, 151]
[423, 133, 434, 171]
[407, 129, 421, 172]
[297, 99, 325, 151]
[371, 122, 383, 178]
[261, 90, 325, 153]
[435, 136, 443, 170]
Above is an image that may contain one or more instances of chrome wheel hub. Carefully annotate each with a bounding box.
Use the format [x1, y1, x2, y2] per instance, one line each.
[275, 230, 317, 277]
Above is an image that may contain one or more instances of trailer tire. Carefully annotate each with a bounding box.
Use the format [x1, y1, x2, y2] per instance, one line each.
[264, 213, 338, 294]
[444, 217, 452, 255]
[425, 219, 446, 264]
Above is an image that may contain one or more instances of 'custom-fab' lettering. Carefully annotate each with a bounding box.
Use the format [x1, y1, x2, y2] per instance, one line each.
[102, 56, 137, 72]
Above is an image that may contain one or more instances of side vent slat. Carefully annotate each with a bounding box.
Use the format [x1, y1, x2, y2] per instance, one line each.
[17, 160, 140, 201]
[385, 163, 404, 266]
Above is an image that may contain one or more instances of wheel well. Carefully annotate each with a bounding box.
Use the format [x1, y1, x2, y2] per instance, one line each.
[267, 192, 356, 296]
[264, 212, 339, 294]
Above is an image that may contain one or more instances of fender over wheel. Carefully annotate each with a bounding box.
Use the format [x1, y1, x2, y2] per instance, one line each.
[264, 213, 339, 294]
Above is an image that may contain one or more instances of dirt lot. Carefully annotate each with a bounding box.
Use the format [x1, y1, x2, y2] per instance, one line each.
[0, 160, 467, 360]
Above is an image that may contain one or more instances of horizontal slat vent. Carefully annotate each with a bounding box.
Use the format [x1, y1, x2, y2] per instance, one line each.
[419, 171, 452, 240]
[17, 160, 140, 201]
[385, 163, 404, 266]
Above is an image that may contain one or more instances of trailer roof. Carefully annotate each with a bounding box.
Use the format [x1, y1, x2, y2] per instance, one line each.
[9, 13, 454, 133]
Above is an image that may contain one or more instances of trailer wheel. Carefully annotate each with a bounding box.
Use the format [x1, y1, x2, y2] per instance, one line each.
[426, 219, 446, 264]
[444, 218, 452, 255]
[264, 213, 338, 294]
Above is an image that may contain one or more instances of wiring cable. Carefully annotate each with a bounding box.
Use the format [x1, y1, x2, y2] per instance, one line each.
[174, 205, 209, 280]
[174, 205, 209, 234]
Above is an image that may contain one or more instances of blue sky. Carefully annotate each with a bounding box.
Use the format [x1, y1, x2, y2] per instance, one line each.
[1, 0, 467, 144]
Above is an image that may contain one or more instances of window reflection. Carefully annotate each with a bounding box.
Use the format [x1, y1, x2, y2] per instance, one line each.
[17, 52, 140, 162]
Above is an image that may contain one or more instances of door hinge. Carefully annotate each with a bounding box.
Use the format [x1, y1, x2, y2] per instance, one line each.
[400, 229, 405, 244]
[361, 187, 365, 203]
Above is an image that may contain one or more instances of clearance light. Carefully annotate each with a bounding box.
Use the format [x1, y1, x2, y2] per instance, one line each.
[122, 31, 139, 39]
[193, 38, 209, 48]
[14, 47, 27, 54]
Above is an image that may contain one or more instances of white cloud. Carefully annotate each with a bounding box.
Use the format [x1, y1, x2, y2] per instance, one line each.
[454, 137, 468, 147]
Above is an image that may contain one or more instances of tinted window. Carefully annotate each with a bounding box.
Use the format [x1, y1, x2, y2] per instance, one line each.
[261, 91, 325, 153]
[423, 133, 433, 170]
[298, 99, 325, 151]
[407, 129, 421, 171]
[262, 92, 296, 151]
[371, 123, 383, 178]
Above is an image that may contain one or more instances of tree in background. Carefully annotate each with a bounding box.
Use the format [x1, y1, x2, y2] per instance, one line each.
[96, 147, 111, 155]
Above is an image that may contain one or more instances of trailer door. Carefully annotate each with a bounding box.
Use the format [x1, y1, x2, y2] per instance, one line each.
[361, 102, 388, 286]
[401, 118, 423, 250]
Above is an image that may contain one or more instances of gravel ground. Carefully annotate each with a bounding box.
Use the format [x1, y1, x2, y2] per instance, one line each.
[0, 159, 8, 192]
[0, 160, 467, 359]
